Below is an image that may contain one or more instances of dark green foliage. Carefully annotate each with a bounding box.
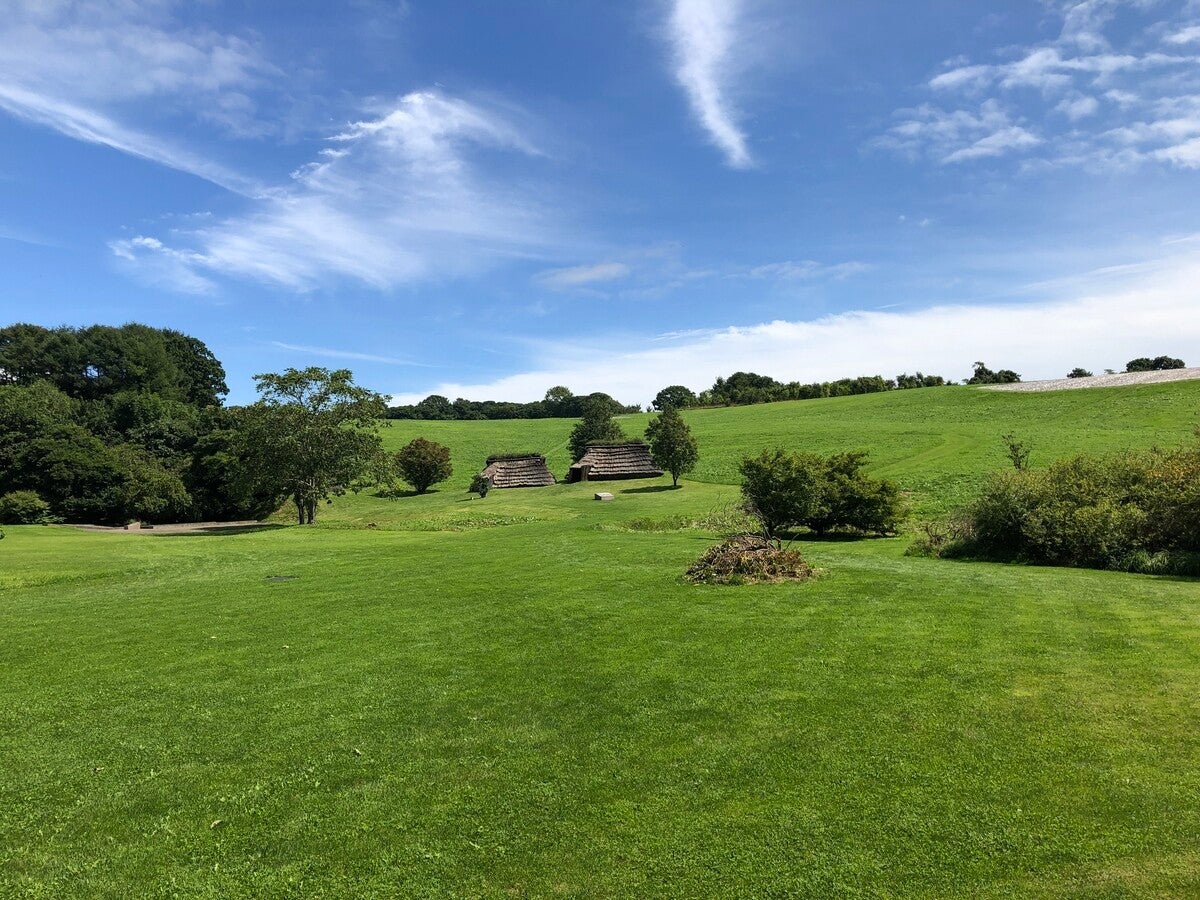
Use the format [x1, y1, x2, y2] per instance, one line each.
[924, 445, 1200, 573]
[395, 438, 454, 494]
[1125, 355, 1185, 372]
[1067, 368, 1093, 378]
[652, 385, 698, 411]
[568, 399, 627, 461]
[895, 372, 947, 389]
[386, 388, 640, 421]
[239, 368, 388, 523]
[0, 490, 53, 524]
[0, 322, 227, 405]
[965, 361, 1021, 385]
[469, 473, 491, 498]
[740, 449, 905, 538]
[645, 407, 699, 486]
[695, 370, 947, 408]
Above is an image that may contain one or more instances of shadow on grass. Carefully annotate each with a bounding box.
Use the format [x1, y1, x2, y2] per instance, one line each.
[374, 489, 441, 499]
[620, 485, 681, 494]
[781, 531, 894, 543]
[149, 523, 289, 538]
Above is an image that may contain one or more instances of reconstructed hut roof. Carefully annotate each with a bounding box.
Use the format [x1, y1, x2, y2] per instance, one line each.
[567, 442, 664, 482]
[481, 454, 556, 489]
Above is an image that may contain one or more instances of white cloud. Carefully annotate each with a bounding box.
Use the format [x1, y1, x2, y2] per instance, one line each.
[1056, 92, 1101, 120]
[0, 1, 279, 179]
[535, 262, 631, 290]
[666, 0, 754, 168]
[113, 91, 560, 290]
[877, 100, 1041, 164]
[268, 342, 428, 366]
[390, 251, 1200, 405]
[1164, 24, 1200, 44]
[884, 1, 1200, 170]
[747, 260, 871, 280]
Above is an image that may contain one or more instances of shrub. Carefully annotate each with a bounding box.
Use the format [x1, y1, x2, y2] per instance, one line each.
[1067, 367, 1093, 378]
[685, 534, 815, 585]
[394, 438, 453, 494]
[469, 473, 491, 498]
[920, 445, 1200, 572]
[0, 490, 53, 524]
[739, 449, 905, 538]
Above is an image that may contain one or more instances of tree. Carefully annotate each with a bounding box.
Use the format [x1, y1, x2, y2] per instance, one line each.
[568, 397, 626, 461]
[645, 407, 698, 487]
[739, 450, 827, 539]
[1067, 367, 1093, 379]
[238, 368, 387, 525]
[1126, 355, 1185, 372]
[413, 394, 456, 420]
[966, 361, 1020, 385]
[394, 438, 453, 493]
[652, 385, 698, 411]
[740, 449, 904, 538]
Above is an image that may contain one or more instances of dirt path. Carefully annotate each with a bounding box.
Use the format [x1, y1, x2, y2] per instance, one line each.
[981, 367, 1200, 392]
[70, 520, 272, 535]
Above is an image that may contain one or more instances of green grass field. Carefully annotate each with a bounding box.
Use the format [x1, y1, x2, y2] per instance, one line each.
[4, 383, 1200, 897]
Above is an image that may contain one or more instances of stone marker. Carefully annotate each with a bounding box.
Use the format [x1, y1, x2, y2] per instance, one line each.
[594, 492, 614, 501]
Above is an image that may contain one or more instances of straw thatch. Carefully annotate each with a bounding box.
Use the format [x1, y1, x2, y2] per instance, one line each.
[567, 442, 664, 483]
[480, 454, 556, 489]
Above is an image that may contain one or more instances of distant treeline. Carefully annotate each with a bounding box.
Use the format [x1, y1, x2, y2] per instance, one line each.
[687, 371, 949, 408]
[385, 388, 640, 421]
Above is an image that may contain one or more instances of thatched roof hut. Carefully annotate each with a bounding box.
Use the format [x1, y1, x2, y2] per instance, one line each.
[480, 454, 556, 489]
[567, 442, 664, 483]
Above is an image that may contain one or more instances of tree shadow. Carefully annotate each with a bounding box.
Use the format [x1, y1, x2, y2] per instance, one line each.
[781, 530, 895, 543]
[620, 485, 680, 494]
[375, 488, 436, 499]
[148, 523, 289, 538]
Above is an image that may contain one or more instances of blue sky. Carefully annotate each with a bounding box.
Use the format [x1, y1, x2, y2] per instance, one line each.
[2, 0, 1200, 405]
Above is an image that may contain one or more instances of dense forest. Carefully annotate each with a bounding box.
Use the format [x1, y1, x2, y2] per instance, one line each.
[0, 323, 280, 524]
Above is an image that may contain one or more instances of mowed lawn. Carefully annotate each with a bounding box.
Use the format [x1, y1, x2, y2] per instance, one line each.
[3, 384, 1200, 897]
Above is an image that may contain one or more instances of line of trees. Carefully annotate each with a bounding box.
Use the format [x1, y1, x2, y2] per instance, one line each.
[386, 386, 640, 421]
[653, 370, 949, 410]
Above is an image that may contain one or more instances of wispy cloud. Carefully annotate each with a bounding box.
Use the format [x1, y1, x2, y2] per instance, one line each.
[535, 262, 631, 290]
[268, 341, 431, 366]
[666, 0, 754, 168]
[112, 91, 561, 291]
[747, 260, 872, 280]
[0, 1, 278, 190]
[877, 1, 1200, 170]
[391, 248, 1200, 405]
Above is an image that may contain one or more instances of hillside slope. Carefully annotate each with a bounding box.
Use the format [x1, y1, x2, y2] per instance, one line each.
[374, 382, 1200, 517]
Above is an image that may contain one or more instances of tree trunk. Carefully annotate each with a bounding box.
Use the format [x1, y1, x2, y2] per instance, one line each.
[306, 498, 316, 524]
[671, 471, 679, 487]
[294, 494, 305, 525]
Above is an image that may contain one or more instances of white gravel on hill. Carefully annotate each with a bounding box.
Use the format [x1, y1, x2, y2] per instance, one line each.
[981, 367, 1200, 392]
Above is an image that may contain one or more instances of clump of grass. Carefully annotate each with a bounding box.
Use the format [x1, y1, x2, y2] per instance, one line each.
[614, 503, 757, 534]
[685, 534, 815, 585]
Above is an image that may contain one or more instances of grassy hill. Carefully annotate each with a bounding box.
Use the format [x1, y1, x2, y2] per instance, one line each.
[4, 381, 1200, 897]
[360, 381, 1200, 523]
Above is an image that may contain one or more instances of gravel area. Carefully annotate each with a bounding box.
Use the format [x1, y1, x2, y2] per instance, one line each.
[981, 367, 1200, 392]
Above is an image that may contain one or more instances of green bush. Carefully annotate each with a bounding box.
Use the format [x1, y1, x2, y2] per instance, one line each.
[0, 490, 54, 524]
[739, 449, 905, 538]
[924, 445, 1200, 573]
[469, 473, 491, 498]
